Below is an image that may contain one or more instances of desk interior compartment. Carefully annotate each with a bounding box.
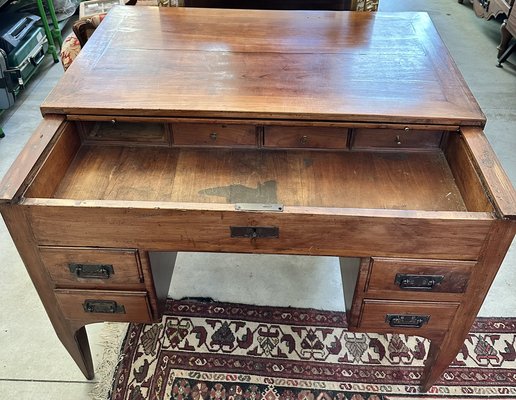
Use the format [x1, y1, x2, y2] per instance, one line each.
[23, 120, 495, 214]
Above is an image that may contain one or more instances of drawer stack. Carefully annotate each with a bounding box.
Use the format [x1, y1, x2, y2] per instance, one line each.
[40, 247, 154, 323]
[349, 257, 475, 338]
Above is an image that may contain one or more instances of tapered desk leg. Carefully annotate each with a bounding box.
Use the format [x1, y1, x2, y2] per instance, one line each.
[0, 205, 95, 379]
[421, 325, 467, 390]
[421, 220, 515, 391]
[54, 323, 94, 380]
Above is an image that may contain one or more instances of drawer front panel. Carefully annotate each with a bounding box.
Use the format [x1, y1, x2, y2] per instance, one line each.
[264, 126, 348, 149]
[54, 289, 152, 323]
[171, 123, 257, 147]
[367, 257, 474, 294]
[29, 207, 492, 260]
[40, 247, 143, 287]
[359, 300, 459, 335]
[80, 121, 169, 146]
[352, 128, 443, 150]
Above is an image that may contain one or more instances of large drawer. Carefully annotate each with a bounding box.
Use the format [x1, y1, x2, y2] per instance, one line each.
[366, 257, 474, 294]
[358, 299, 459, 336]
[18, 119, 495, 260]
[54, 289, 153, 323]
[40, 247, 143, 288]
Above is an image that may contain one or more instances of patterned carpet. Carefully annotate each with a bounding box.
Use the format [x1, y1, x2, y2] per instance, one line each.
[109, 300, 516, 400]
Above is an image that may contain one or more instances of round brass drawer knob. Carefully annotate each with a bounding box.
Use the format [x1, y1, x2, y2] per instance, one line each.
[300, 135, 309, 144]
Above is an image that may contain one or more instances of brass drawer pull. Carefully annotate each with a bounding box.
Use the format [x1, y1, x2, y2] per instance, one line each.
[395, 274, 444, 290]
[386, 314, 429, 328]
[210, 132, 217, 141]
[83, 300, 125, 314]
[300, 135, 309, 144]
[69, 263, 114, 279]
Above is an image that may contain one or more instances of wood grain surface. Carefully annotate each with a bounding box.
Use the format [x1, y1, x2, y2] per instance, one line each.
[41, 8, 484, 126]
[26, 205, 493, 260]
[43, 146, 469, 211]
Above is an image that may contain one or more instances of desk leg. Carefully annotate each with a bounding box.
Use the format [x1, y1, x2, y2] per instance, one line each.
[0, 206, 94, 379]
[420, 220, 515, 391]
[56, 323, 94, 379]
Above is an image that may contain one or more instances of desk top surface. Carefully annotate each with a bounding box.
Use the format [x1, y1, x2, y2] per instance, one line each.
[42, 7, 484, 126]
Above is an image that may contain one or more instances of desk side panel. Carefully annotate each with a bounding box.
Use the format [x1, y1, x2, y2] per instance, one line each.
[0, 115, 66, 203]
[26, 206, 492, 260]
[461, 127, 516, 219]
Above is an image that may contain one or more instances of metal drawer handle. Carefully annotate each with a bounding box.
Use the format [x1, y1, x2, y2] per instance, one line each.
[230, 226, 279, 238]
[395, 274, 444, 290]
[386, 314, 430, 328]
[69, 263, 114, 279]
[210, 132, 217, 140]
[300, 135, 309, 144]
[83, 300, 125, 314]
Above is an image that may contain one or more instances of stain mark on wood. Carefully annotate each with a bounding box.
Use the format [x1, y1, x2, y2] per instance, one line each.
[199, 180, 278, 204]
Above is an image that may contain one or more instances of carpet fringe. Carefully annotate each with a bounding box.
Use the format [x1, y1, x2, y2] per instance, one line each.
[89, 322, 129, 400]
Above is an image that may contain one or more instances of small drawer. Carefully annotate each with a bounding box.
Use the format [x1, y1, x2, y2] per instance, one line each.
[171, 123, 257, 147]
[367, 257, 474, 294]
[352, 128, 443, 150]
[359, 299, 459, 334]
[40, 247, 143, 287]
[80, 121, 169, 146]
[263, 126, 348, 149]
[54, 289, 153, 323]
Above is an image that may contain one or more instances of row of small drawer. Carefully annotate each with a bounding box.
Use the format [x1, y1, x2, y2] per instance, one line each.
[81, 120, 445, 150]
[351, 257, 474, 336]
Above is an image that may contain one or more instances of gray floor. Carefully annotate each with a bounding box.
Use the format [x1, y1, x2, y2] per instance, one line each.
[0, 0, 515, 398]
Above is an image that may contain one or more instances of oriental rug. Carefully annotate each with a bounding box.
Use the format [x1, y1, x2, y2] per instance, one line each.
[107, 300, 516, 400]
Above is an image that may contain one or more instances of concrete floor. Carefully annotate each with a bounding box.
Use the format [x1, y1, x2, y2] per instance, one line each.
[0, 0, 515, 398]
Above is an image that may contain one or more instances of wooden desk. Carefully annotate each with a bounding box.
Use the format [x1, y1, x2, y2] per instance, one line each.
[0, 7, 515, 391]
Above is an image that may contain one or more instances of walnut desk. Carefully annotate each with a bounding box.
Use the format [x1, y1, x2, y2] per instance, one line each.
[1, 7, 515, 390]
